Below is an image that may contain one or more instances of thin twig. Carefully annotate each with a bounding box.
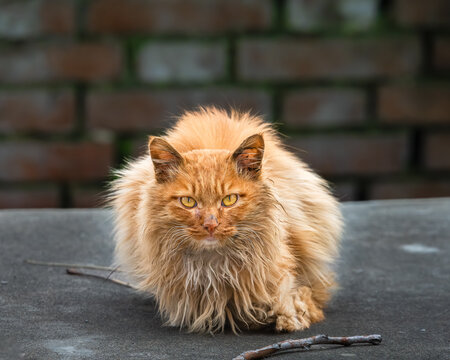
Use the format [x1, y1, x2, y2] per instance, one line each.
[105, 265, 120, 281]
[66, 268, 137, 290]
[26, 259, 119, 272]
[233, 334, 382, 360]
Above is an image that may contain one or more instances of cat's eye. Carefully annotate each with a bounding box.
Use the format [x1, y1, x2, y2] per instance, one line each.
[222, 194, 238, 207]
[180, 196, 197, 208]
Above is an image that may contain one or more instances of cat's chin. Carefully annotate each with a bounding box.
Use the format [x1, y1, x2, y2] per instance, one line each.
[200, 236, 220, 248]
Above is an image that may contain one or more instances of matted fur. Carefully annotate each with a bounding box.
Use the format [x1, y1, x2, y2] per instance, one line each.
[110, 108, 342, 333]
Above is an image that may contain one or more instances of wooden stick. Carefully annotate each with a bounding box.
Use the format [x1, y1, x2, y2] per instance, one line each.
[233, 334, 382, 360]
[26, 259, 119, 272]
[66, 268, 138, 290]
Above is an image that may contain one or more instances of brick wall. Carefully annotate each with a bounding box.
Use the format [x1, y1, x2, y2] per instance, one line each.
[0, 0, 449, 208]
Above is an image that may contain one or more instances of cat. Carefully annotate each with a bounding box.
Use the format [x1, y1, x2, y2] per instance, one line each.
[110, 107, 342, 333]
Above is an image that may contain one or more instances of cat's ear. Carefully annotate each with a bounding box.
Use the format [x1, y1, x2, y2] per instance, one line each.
[148, 136, 183, 183]
[232, 134, 264, 180]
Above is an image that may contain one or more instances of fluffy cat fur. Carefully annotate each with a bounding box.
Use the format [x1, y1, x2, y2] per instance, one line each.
[110, 107, 342, 334]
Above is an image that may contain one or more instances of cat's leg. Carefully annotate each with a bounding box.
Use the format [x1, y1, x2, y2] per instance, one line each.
[285, 227, 339, 327]
[270, 274, 314, 332]
[294, 285, 325, 324]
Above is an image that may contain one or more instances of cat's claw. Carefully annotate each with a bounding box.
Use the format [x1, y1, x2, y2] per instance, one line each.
[275, 313, 310, 332]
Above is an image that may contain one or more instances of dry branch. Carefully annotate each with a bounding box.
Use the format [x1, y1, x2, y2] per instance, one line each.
[66, 268, 137, 290]
[232, 334, 382, 360]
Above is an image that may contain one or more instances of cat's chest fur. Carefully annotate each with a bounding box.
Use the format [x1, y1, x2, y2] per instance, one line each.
[179, 249, 243, 291]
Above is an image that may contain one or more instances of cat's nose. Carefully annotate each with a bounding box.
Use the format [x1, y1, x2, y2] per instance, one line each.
[203, 215, 219, 234]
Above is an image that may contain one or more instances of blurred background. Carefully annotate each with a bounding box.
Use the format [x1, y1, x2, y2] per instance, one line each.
[0, 0, 449, 208]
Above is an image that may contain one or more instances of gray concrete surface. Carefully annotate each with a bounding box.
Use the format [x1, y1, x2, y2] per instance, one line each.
[1, 199, 449, 359]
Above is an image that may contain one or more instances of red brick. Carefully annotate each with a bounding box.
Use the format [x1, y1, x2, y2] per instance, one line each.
[86, 0, 272, 34]
[394, 0, 450, 28]
[0, 0, 75, 39]
[137, 42, 226, 82]
[72, 187, 106, 208]
[0, 142, 113, 181]
[379, 85, 450, 124]
[288, 133, 408, 175]
[370, 180, 450, 200]
[433, 36, 450, 71]
[287, 0, 377, 31]
[238, 37, 420, 81]
[0, 91, 74, 134]
[283, 89, 366, 128]
[0, 187, 60, 209]
[0, 43, 122, 84]
[87, 89, 272, 131]
[424, 133, 450, 170]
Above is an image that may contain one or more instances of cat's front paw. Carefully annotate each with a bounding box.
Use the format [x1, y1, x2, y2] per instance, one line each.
[275, 313, 310, 332]
[295, 286, 325, 324]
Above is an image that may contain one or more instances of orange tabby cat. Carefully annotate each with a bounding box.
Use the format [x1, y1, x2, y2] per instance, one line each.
[110, 107, 342, 333]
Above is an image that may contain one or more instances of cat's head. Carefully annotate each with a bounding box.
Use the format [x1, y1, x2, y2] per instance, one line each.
[148, 134, 274, 252]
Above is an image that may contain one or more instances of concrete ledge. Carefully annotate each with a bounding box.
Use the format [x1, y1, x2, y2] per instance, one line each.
[1, 198, 449, 359]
